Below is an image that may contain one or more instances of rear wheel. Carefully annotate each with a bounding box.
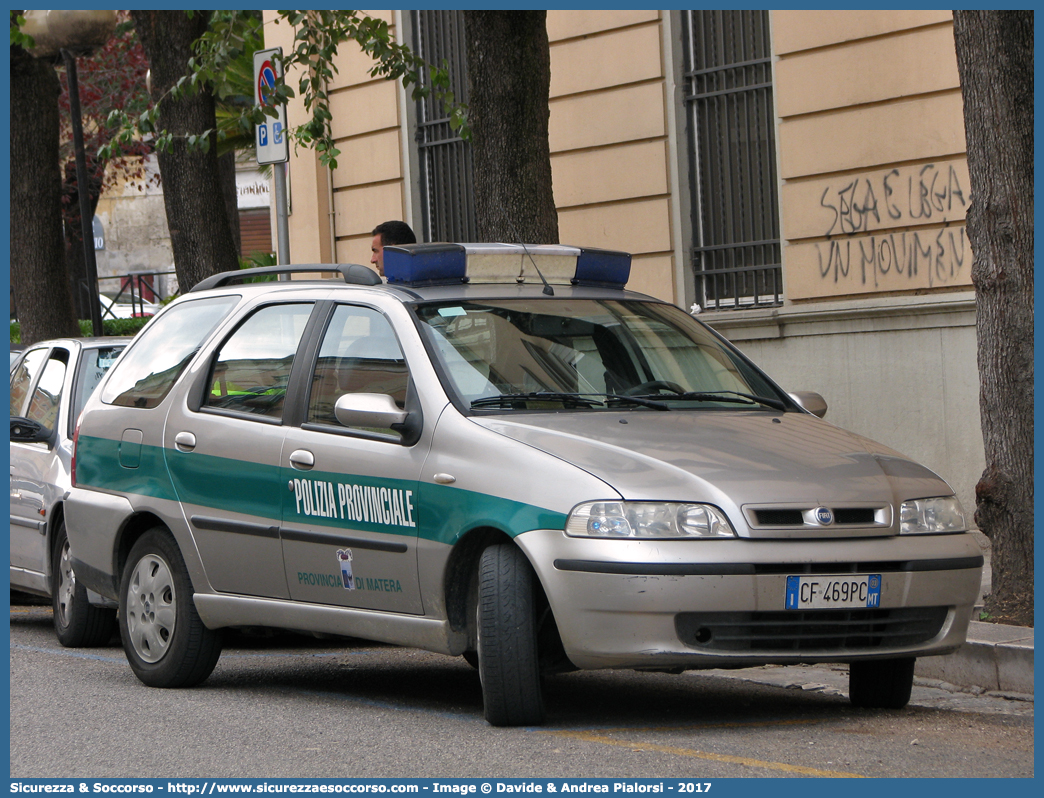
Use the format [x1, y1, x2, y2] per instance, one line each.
[119, 527, 222, 687]
[52, 522, 117, 648]
[849, 657, 916, 708]
[477, 543, 545, 726]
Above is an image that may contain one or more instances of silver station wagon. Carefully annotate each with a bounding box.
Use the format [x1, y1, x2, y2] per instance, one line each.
[10, 337, 128, 645]
[65, 244, 982, 726]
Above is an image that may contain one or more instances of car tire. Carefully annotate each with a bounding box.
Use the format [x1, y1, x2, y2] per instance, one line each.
[848, 657, 916, 709]
[51, 522, 117, 648]
[119, 527, 222, 688]
[477, 543, 545, 726]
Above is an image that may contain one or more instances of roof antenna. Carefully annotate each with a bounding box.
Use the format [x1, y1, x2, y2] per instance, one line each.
[506, 216, 554, 296]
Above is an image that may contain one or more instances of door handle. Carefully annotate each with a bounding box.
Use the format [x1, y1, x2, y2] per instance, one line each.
[174, 432, 196, 452]
[289, 449, 315, 470]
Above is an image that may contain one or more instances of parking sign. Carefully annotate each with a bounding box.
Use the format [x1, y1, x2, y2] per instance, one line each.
[254, 47, 289, 165]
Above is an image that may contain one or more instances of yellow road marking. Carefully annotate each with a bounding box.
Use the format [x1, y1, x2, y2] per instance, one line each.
[546, 727, 865, 779]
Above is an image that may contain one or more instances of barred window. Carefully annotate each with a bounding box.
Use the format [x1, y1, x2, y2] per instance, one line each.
[683, 10, 782, 309]
[411, 10, 476, 243]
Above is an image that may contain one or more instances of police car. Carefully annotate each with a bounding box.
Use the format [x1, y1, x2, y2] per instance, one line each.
[64, 244, 982, 726]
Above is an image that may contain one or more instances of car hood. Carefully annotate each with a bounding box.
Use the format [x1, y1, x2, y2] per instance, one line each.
[472, 410, 953, 536]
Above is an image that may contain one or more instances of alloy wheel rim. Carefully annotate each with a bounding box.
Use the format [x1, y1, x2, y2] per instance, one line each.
[56, 541, 75, 627]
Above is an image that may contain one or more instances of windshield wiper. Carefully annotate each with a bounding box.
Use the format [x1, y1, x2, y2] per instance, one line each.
[602, 393, 670, 410]
[470, 392, 605, 410]
[628, 390, 786, 411]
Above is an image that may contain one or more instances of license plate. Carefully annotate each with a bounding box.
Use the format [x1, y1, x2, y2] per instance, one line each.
[785, 574, 881, 610]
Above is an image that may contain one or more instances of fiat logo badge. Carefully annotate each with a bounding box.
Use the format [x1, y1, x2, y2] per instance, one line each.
[814, 506, 834, 525]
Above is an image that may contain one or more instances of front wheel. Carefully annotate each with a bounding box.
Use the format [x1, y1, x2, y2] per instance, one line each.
[52, 522, 117, 648]
[477, 543, 545, 726]
[119, 527, 222, 688]
[849, 657, 915, 709]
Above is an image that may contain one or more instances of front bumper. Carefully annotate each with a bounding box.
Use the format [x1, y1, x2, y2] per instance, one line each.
[516, 529, 983, 670]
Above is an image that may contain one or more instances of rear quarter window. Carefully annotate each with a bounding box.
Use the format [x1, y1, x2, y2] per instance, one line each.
[101, 295, 240, 409]
[71, 346, 126, 428]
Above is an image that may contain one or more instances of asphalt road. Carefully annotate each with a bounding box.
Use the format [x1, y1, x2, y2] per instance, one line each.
[10, 600, 1033, 779]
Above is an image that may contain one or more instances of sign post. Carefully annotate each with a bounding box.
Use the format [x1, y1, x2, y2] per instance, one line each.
[253, 47, 291, 267]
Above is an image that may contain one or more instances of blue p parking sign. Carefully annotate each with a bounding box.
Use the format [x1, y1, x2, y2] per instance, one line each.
[253, 47, 289, 165]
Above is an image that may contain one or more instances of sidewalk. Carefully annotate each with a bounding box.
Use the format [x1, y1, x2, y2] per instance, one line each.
[914, 531, 1034, 696]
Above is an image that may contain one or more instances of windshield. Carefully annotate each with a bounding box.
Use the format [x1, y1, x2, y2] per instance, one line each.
[414, 298, 786, 412]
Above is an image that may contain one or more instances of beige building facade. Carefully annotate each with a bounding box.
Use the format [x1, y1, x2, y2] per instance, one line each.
[263, 9, 983, 513]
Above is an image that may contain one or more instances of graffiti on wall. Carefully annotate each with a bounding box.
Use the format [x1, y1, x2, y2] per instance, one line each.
[806, 163, 970, 292]
[816, 227, 966, 290]
[819, 163, 967, 237]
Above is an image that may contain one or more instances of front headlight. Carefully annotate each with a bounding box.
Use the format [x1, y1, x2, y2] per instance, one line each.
[900, 496, 967, 534]
[565, 501, 735, 539]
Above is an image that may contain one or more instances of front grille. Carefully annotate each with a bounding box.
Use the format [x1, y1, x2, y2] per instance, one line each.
[754, 509, 803, 526]
[749, 506, 884, 528]
[834, 508, 876, 525]
[675, 606, 948, 652]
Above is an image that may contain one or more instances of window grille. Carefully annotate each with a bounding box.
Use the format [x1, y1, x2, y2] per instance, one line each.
[682, 10, 782, 309]
[411, 10, 476, 243]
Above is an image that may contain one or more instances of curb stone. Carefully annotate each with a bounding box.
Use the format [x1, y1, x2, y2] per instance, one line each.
[916, 530, 1034, 696]
[916, 620, 1034, 694]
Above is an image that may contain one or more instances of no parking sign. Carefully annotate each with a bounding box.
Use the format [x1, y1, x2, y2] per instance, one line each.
[253, 47, 289, 164]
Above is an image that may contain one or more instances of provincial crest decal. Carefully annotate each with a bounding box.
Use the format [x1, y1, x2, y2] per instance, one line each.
[337, 549, 355, 590]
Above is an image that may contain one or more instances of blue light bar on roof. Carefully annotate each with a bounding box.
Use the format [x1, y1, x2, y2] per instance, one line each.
[384, 243, 467, 286]
[573, 247, 631, 288]
[382, 243, 631, 289]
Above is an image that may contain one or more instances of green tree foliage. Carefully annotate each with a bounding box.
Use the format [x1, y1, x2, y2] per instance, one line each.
[103, 10, 466, 170]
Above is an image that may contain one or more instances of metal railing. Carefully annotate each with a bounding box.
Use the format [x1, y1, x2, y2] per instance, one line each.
[95, 270, 175, 320]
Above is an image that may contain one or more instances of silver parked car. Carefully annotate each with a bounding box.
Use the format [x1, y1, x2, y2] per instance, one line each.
[10, 337, 129, 646]
[64, 245, 981, 725]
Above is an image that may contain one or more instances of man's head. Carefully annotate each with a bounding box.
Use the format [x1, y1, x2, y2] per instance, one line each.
[370, 221, 417, 276]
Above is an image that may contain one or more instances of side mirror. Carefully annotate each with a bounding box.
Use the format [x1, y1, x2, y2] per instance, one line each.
[788, 391, 828, 418]
[334, 393, 409, 430]
[11, 416, 51, 443]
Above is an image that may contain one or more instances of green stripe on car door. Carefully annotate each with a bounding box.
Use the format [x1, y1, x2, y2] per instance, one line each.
[74, 435, 568, 542]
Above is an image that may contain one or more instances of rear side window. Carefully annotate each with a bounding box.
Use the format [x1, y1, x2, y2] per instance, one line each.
[71, 346, 125, 429]
[203, 303, 313, 420]
[102, 295, 239, 408]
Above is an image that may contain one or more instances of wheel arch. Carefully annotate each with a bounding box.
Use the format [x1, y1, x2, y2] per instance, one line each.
[45, 502, 68, 573]
[443, 526, 571, 672]
[113, 511, 170, 587]
[443, 525, 512, 636]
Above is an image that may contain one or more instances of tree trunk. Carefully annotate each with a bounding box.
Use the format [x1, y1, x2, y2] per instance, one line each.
[952, 11, 1034, 624]
[131, 10, 239, 290]
[10, 40, 81, 345]
[463, 11, 558, 244]
[218, 149, 242, 259]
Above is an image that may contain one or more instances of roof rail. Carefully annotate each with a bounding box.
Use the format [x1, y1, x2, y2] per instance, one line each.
[190, 264, 382, 292]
